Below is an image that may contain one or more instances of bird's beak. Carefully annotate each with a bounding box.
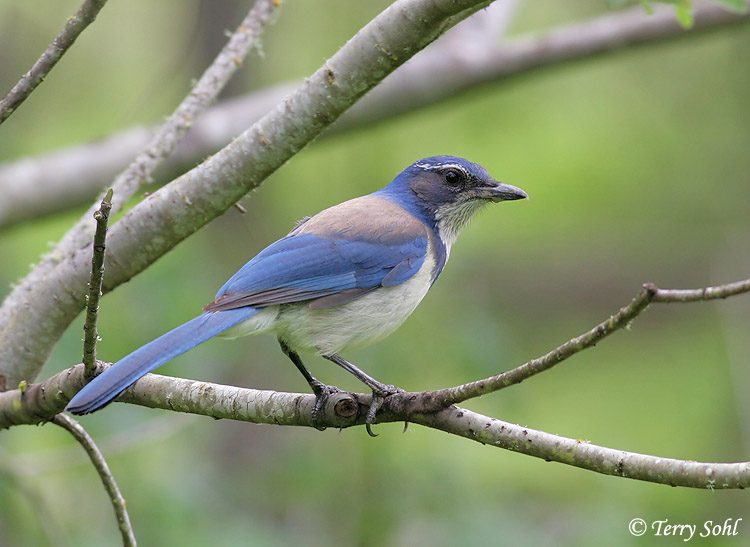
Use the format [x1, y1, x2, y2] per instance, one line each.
[476, 180, 529, 202]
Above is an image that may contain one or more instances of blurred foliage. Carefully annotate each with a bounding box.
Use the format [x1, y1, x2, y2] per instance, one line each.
[0, 0, 749, 545]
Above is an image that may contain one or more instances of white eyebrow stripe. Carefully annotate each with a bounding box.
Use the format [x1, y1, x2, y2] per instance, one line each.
[414, 162, 470, 176]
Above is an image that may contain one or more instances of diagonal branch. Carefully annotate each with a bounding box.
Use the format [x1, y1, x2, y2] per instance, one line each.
[0, 0, 109, 126]
[409, 406, 750, 489]
[53, 413, 136, 546]
[43, 0, 282, 280]
[0, 0, 746, 229]
[417, 278, 750, 409]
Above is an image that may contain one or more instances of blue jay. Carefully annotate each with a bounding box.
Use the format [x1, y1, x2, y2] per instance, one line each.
[66, 156, 527, 431]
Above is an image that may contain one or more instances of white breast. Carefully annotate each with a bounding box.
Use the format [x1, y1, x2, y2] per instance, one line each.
[266, 250, 437, 355]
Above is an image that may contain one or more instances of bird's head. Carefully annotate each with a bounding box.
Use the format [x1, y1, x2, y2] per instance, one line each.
[380, 156, 528, 248]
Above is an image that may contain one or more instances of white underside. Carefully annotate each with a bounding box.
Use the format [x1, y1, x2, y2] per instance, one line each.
[219, 252, 437, 355]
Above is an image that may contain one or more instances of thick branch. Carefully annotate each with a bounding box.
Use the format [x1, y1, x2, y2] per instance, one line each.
[44, 0, 282, 280]
[53, 413, 136, 546]
[0, 0, 492, 388]
[2, 362, 747, 490]
[1, 1, 746, 229]
[0, 362, 354, 430]
[0, 0, 109, 125]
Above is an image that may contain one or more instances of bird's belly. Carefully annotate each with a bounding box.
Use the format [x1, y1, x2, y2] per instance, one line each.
[218, 306, 279, 339]
[274, 259, 435, 355]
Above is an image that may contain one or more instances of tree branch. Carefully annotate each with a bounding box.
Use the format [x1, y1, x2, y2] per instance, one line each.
[52, 413, 136, 546]
[0, 0, 493, 389]
[4, 361, 747, 490]
[652, 277, 750, 302]
[1, 278, 748, 489]
[0, 0, 109, 126]
[0, 0, 746, 229]
[82, 189, 113, 377]
[43, 0, 282, 281]
[409, 407, 750, 489]
[419, 278, 750, 408]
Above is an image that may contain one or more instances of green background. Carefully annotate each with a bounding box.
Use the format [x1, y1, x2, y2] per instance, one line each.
[0, 1, 748, 545]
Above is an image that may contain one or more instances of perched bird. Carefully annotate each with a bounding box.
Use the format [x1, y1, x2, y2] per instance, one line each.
[66, 156, 527, 432]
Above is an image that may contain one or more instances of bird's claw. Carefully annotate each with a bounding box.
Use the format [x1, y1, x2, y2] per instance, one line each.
[365, 385, 405, 437]
[310, 381, 341, 431]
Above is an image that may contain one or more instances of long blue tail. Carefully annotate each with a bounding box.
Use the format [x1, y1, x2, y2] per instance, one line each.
[66, 307, 259, 415]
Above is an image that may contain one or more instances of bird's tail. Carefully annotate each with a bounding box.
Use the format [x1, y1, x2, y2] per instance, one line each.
[66, 307, 259, 415]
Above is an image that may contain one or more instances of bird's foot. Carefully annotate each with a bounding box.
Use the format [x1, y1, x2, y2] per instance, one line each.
[365, 384, 405, 437]
[309, 380, 341, 431]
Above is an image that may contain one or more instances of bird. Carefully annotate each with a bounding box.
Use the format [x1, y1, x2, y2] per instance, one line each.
[66, 156, 528, 433]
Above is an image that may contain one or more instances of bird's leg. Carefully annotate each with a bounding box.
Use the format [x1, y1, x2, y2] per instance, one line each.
[322, 353, 404, 437]
[278, 340, 339, 431]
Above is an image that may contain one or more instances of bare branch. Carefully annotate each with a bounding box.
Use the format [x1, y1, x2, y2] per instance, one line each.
[1, 277, 749, 489]
[419, 278, 750, 408]
[52, 413, 136, 546]
[82, 189, 113, 377]
[5, 361, 748, 490]
[0, 0, 746, 229]
[0, 0, 492, 389]
[0, 0, 109, 126]
[653, 277, 750, 302]
[410, 406, 750, 489]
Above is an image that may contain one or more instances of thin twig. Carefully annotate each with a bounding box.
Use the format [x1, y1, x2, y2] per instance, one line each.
[419, 278, 750, 408]
[82, 189, 113, 377]
[0, 0, 109, 126]
[653, 277, 750, 302]
[53, 414, 136, 546]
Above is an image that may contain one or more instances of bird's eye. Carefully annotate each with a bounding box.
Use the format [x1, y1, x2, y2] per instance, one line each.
[444, 169, 461, 185]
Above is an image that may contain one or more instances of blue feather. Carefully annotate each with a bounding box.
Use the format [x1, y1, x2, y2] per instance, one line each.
[66, 307, 259, 414]
[206, 232, 427, 311]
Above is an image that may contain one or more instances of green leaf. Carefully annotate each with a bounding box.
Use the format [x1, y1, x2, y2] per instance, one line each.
[673, 0, 694, 28]
[639, 0, 655, 14]
[711, 0, 749, 13]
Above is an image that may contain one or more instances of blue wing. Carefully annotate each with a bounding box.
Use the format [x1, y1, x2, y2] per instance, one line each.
[206, 232, 427, 311]
[205, 197, 429, 312]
